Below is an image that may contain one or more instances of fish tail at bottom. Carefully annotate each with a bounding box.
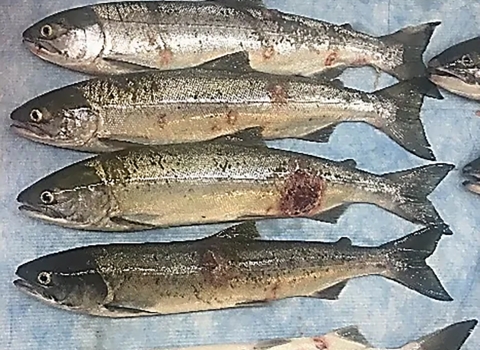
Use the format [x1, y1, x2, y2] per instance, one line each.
[379, 224, 453, 301]
[381, 163, 454, 232]
[410, 319, 478, 350]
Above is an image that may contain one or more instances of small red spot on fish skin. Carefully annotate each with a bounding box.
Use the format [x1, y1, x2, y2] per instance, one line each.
[262, 46, 276, 60]
[266, 83, 289, 104]
[279, 165, 325, 217]
[157, 114, 167, 127]
[475, 110, 480, 117]
[226, 110, 239, 125]
[353, 57, 368, 66]
[313, 337, 328, 350]
[324, 51, 338, 67]
[265, 282, 280, 300]
[158, 48, 173, 66]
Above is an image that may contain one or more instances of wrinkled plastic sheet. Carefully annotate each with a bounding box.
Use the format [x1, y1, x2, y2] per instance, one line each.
[1, 0, 479, 349]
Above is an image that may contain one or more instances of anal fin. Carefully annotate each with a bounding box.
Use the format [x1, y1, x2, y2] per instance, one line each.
[299, 124, 338, 143]
[311, 67, 346, 81]
[102, 57, 158, 74]
[311, 205, 350, 224]
[333, 326, 372, 346]
[310, 281, 348, 300]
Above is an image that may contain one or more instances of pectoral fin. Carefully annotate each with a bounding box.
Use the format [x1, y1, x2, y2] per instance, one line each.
[309, 281, 348, 300]
[102, 57, 157, 73]
[110, 214, 162, 230]
[236, 300, 271, 308]
[104, 303, 159, 317]
[99, 137, 147, 150]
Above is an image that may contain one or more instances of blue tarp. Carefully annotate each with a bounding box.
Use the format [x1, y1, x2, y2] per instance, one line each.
[0, 0, 478, 349]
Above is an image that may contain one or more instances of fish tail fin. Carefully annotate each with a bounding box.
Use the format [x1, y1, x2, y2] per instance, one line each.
[410, 319, 477, 350]
[382, 163, 454, 232]
[381, 21, 440, 80]
[376, 77, 443, 160]
[380, 224, 452, 301]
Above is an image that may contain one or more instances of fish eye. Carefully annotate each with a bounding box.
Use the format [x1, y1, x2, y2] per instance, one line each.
[462, 54, 474, 66]
[40, 191, 55, 205]
[30, 109, 43, 123]
[40, 24, 53, 38]
[37, 271, 52, 285]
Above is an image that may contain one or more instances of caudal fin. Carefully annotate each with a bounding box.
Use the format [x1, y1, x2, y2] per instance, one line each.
[414, 319, 477, 350]
[376, 78, 443, 160]
[381, 22, 440, 80]
[381, 224, 452, 301]
[383, 163, 454, 232]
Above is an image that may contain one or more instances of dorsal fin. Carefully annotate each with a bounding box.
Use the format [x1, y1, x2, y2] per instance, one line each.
[212, 127, 266, 146]
[213, 222, 261, 240]
[212, 0, 266, 9]
[333, 326, 372, 347]
[339, 159, 357, 168]
[339, 23, 354, 31]
[198, 52, 254, 73]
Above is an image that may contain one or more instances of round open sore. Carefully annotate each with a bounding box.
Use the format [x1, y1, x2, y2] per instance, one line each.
[279, 169, 325, 216]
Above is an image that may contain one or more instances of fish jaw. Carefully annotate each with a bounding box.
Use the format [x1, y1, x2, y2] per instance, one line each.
[429, 70, 480, 100]
[463, 157, 480, 194]
[17, 204, 75, 227]
[13, 278, 120, 318]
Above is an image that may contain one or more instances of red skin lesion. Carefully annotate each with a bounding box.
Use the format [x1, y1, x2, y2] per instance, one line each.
[266, 83, 289, 104]
[226, 110, 239, 125]
[279, 165, 326, 217]
[157, 114, 167, 128]
[262, 46, 276, 60]
[324, 51, 339, 67]
[313, 336, 328, 350]
[158, 48, 174, 66]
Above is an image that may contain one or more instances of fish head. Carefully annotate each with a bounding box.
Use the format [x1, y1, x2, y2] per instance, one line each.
[14, 248, 108, 312]
[17, 161, 113, 230]
[23, 8, 104, 71]
[10, 86, 100, 150]
[463, 156, 480, 194]
[428, 37, 480, 100]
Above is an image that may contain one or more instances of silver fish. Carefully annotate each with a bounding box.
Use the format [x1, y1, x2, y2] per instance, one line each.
[16, 134, 453, 232]
[428, 37, 480, 100]
[161, 320, 478, 350]
[14, 222, 452, 317]
[10, 52, 442, 159]
[23, 0, 439, 79]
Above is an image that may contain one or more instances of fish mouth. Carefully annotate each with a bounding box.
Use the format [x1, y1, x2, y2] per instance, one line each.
[429, 68, 480, 100]
[10, 121, 53, 142]
[23, 37, 62, 59]
[18, 204, 66, 223]
[463, 162, 480, 194]
[14, 278, 57, 304]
